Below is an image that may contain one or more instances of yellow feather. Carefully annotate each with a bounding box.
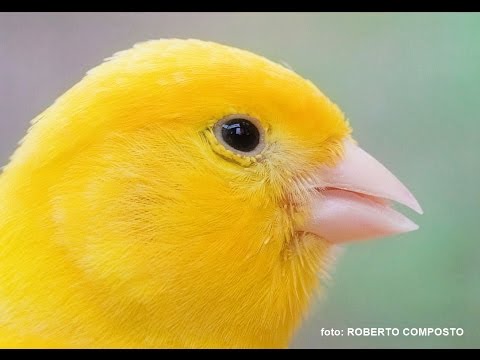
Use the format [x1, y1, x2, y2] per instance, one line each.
[0, 39, 351, 348]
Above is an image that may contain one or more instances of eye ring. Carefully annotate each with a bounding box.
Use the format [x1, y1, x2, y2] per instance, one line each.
[213, 114, 266, 157]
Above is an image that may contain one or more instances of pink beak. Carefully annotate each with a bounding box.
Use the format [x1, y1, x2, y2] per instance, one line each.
[301, 139, 423, 244]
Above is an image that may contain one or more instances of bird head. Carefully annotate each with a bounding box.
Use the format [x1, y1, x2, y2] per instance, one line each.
[2, 39, 422, 347]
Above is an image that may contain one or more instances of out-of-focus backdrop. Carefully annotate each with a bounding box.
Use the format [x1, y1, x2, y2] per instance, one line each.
[0, 12, 478, 348]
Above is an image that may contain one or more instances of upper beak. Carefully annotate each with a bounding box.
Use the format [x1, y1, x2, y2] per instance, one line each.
[301, 139, 423, 244]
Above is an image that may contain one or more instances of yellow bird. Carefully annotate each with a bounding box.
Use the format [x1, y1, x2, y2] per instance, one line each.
[0, 39, 422, 348]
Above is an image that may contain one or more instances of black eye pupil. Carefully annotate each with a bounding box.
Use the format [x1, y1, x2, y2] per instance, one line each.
[221, 118, 260, 152]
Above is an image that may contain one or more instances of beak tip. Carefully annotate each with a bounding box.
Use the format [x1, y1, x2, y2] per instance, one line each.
[408, 222, 420, 232]
[392, 216, 419, 238]
[400, 214, 420, 233]
[405, 192, 424, 215]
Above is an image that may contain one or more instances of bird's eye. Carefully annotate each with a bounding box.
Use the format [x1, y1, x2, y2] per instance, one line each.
[213, 115, 265, 156]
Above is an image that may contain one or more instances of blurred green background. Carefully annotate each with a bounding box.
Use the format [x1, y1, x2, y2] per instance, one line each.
[0, 12, 478, 348]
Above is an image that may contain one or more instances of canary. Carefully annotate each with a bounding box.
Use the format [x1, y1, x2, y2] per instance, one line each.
[0, 39, 422, 348]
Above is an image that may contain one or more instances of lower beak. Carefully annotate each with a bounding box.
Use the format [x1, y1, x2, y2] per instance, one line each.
[301, 139, 423, 244]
